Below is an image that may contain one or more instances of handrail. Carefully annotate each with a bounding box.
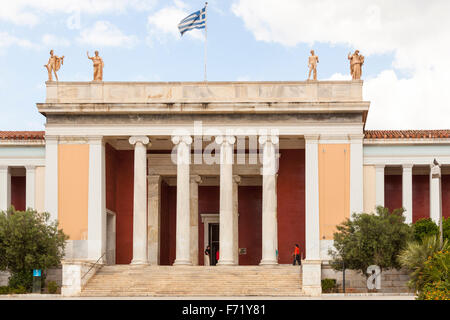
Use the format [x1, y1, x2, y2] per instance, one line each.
[81, 252, 106, 279]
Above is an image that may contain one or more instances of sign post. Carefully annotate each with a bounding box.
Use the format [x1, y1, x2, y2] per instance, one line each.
[32, 269, 42, 293]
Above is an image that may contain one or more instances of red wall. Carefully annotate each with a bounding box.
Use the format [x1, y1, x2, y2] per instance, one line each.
[385, 175, 402, 212]
[412, 175, 430, 222]
[105, 146, 135, 265]
[159, 184, 177, 265]
[11, 176, 26, 211]
[277, 149, 305, 262]
[443, 174, 450, 218]
[238, 186, 262, 265]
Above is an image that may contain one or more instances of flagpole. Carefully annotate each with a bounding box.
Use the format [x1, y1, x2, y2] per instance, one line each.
[204, 2, 208, 82]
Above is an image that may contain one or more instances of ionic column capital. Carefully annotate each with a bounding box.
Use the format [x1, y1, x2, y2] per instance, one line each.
[375, 164, 386, 170]
[25, 165, 36, 171]
[258, 135, 279, 146]
[129, 136, 150, 146]
[190, 175, 202, 184]
[171, 135, 192, 145]
[0, 165, 9, 171]
[215, 135, 236, 145]
[233, 175, 241, 185]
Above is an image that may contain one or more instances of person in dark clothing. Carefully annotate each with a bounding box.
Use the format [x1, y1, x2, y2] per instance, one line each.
[205, 245, 211, 266]
[292, 244, 301, 266]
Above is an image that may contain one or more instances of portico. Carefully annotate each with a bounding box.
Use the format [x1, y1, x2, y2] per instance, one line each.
[36, 80, 370, 296]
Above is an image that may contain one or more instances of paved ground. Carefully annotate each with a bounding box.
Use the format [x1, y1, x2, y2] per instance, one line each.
[0, 294, 416, 300]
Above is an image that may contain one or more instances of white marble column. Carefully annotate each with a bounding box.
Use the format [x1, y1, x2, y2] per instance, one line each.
[129, 136, 150, 265]
[233, 175, 241, 265]
[45, 136, 58, 222]
[0, 166, 11, 212]
[375, 164, 385, 207]
[349, 134, 364, 217]
[303, 135, 321, 296]
[430, 164, 441, 224]
[148, 174, 161, 265]
[190, 175, 202, 265]
[172, 135, 193, 266]
[25, 165, 36, 210]
[216, 135, 236, 266]
[87, 137, 106, 262]
[259, 135, 279, 265]
[402, 164, 413, 224]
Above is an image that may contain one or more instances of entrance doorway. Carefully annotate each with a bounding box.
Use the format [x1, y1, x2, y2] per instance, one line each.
[201, 213, 219, 266]
[209, 223, 219, 265]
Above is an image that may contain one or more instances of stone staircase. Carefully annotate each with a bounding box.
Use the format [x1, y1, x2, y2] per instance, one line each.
[81, 265, 303, 297]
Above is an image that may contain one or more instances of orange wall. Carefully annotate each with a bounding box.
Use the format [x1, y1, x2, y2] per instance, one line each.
[318, 144, 350, 240]
[58, 144, 89, 240]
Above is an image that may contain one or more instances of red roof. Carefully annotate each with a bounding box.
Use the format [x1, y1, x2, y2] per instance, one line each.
[365, 130, 450, 139]
[0, 131, 45, 141]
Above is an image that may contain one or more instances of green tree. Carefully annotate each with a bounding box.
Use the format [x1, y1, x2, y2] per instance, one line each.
[329, 206, 413, 276]
[412, 218, 439, 242]
[0, 207, 68, 291]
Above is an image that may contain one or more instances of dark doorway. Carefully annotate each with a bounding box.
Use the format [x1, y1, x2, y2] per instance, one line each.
[209, 223, 219, 265]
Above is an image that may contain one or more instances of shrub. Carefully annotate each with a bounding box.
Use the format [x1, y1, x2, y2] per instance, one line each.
[321, 279, 337, 293]
[443, 218, 450, 241]
[419, 280, 450, 300]
[10, 285, 27, 294]
[0, 286, 11, 295]
[413, 218, 439, 242]
[329, 206, 413, 276]
[416, 249, 450, 300]
[46, 281, 59, 294]
[0, 208, 68, 290]
[399, 235, 449, 293]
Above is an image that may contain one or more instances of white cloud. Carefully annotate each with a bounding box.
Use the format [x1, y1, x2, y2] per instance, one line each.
[232, 0, 450, 129]
[0, 32, 37, 49]
[42, 34, 71, 47]
[0, 0, 157, 26]
[147, 0, 204, 43]
[77, 21, 138, 48]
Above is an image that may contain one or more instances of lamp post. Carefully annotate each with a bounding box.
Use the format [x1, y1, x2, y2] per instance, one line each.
[431, 159, 443, 247]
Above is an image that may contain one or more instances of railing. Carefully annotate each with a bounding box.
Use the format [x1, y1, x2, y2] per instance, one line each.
[81, 252, 106, 280]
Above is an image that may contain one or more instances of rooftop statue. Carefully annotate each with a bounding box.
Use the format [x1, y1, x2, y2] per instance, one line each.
[87, 50, 104, 81]
[44, 50, 64, 81]
[348, 50, 364, 80]
[307, 50, 319, 81]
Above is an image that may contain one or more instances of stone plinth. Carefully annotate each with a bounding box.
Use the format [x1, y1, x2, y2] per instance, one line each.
[61, 260, 102, 296]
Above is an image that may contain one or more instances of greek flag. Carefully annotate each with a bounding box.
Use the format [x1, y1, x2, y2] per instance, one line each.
[178, 6, 206, 36]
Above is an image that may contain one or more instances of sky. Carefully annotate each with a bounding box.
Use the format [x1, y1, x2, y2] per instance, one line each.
[0, 0, 449, 131]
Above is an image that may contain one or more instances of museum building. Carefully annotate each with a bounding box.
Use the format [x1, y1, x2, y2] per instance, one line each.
[0, 80, 449, 295]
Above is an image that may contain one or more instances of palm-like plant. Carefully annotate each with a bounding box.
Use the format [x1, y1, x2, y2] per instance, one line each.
[398, 235, 449, 292]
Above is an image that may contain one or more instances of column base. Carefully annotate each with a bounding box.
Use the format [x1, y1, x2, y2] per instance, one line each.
[259, 259, 278, 266]
[217, 259, 236, 266]
[130, 259, 149, 265]
[173, 259, 192, 266]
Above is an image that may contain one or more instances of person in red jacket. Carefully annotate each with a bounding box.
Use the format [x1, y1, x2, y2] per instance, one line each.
[292, 244, 301, 266]
[216, 249, 219, 264]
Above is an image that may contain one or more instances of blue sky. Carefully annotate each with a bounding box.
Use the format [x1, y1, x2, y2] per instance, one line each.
[1, 0, 449, 130]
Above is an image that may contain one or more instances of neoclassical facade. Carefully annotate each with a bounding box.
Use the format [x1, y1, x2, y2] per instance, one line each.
[0, 81, 449, 295]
